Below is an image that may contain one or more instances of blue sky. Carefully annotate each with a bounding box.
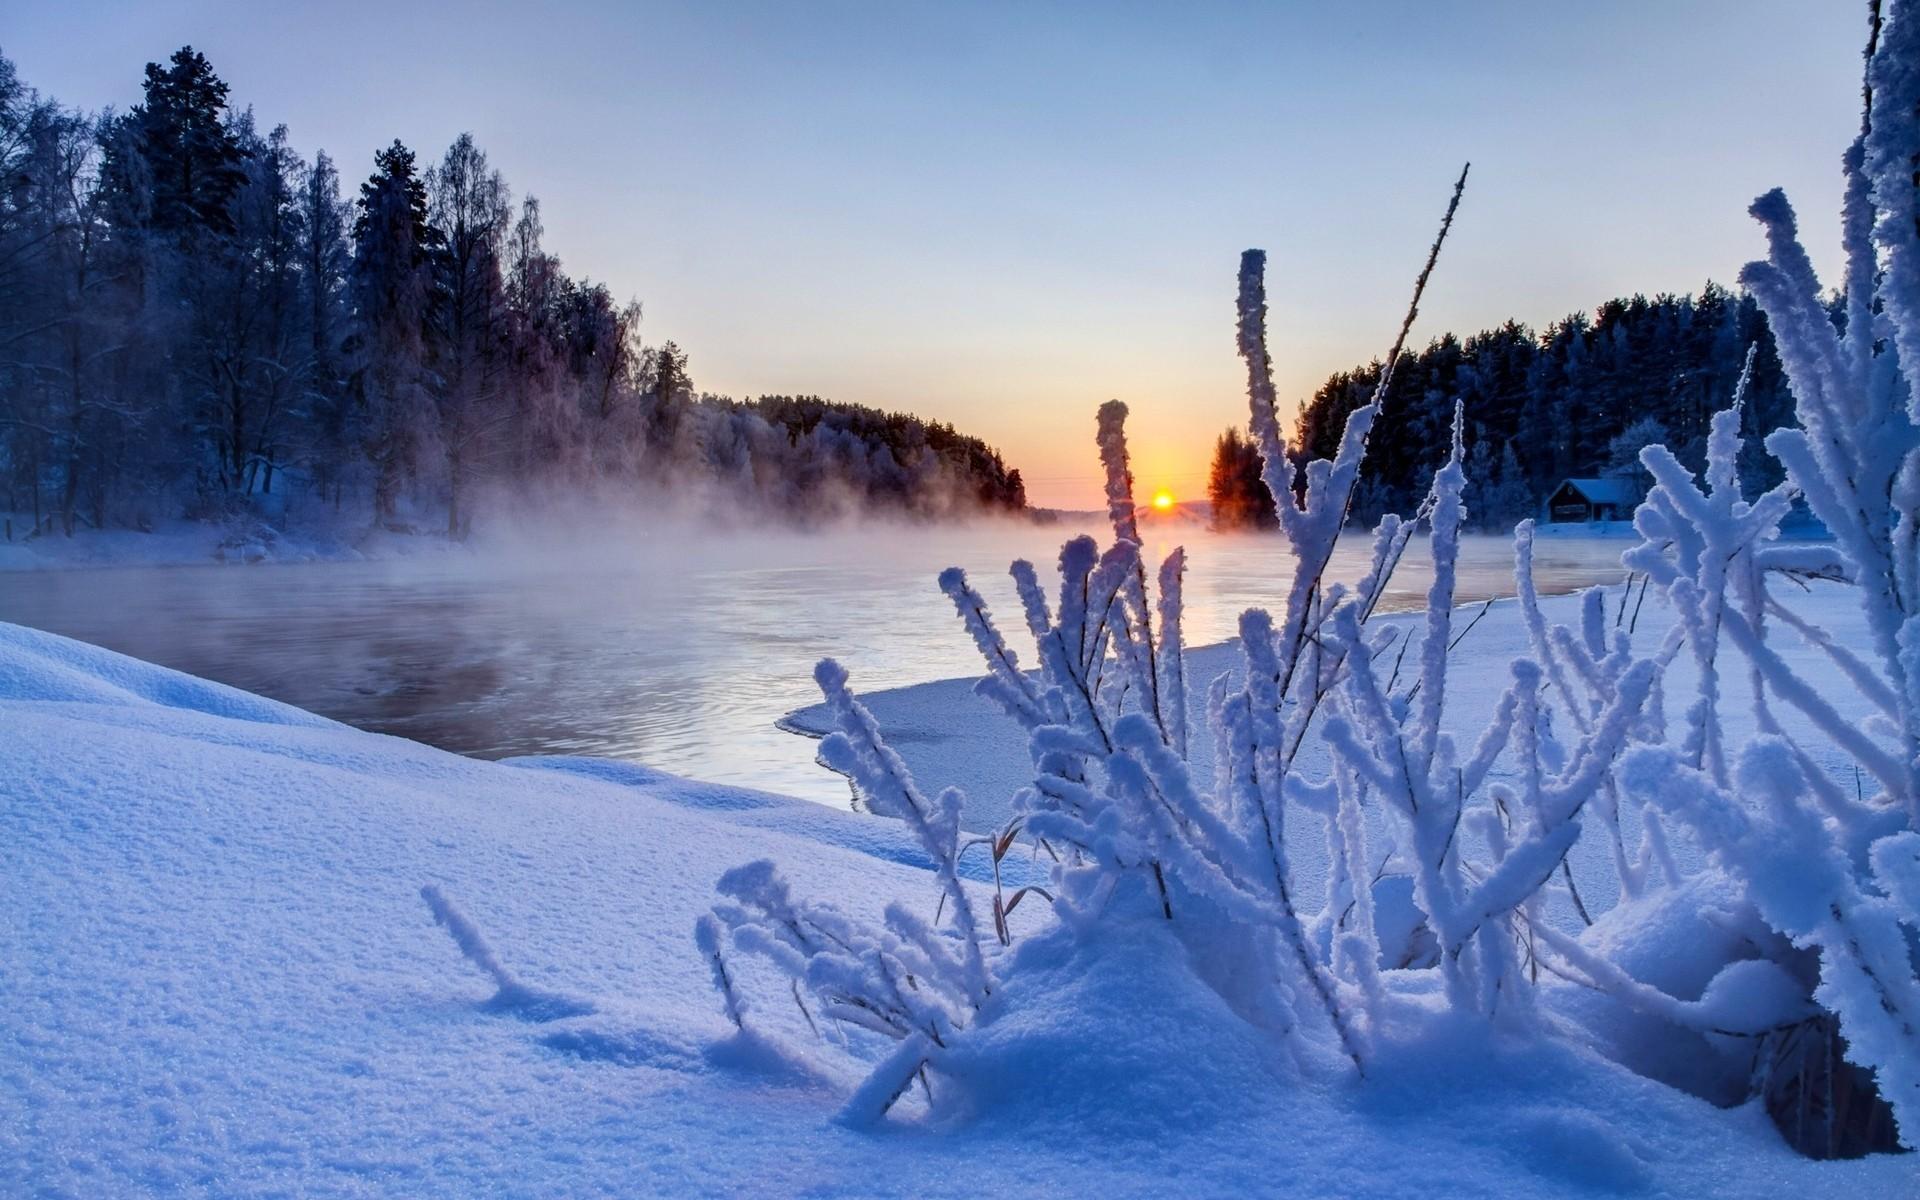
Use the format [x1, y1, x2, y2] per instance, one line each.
[4, 1, 1868, 505]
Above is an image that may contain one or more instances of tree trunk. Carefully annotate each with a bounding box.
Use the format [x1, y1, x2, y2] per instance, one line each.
[446, 448, 463, 540]
[60, 456, 79, 538]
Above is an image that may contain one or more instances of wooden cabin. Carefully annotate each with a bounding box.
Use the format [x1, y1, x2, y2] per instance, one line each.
[1546, 477, 1637, 524]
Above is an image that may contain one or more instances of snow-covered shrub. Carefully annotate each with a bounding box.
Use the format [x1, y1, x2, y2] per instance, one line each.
[699, 164, 1672, 1113]
[694, 12, 1920, 1153]
[1588, 6, 1920, 1152]
[696, 661, 995, 1123]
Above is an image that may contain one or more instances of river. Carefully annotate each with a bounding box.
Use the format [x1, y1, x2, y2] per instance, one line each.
[0, 520, 1629, 805]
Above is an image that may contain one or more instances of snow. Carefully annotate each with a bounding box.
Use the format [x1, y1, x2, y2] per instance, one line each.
[786, 582, 1884, 842]
[1534, 519, 1641, 539]
[1557, 479, 1641, 508]
[10, 4, 1920, 1184]
[781, 245, 1917, 1137]
[3, 595, 1913, 1195]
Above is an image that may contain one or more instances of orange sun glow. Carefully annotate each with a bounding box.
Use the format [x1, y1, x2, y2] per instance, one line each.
[1151, 489, 1174, 511]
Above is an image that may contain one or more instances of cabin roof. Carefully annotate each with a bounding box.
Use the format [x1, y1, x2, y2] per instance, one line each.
[1555, 477, 1638, 506]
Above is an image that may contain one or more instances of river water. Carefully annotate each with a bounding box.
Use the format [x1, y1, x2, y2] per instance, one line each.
[0, 520, 1628, 805]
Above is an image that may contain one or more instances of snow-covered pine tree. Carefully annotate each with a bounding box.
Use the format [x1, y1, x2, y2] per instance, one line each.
[98, 46, 248, 241]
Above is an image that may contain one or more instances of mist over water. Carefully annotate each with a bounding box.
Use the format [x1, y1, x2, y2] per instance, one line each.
[0, 519, 1630, 805]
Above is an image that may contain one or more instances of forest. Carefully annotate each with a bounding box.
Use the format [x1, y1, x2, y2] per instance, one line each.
[0, 47, 1028, 542]
[1210, 285, 1798, 530]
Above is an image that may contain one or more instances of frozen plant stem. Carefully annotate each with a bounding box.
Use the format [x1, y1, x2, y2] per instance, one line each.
[421, 883, 520, 995]
[1238, 162, 1470, 713]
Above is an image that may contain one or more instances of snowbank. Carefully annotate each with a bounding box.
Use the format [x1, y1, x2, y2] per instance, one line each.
[2, 615, 1910, 1195]
[785, 581, 1881, 839]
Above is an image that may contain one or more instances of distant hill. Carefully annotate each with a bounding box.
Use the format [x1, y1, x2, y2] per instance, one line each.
[1136, 500, 1213, 528]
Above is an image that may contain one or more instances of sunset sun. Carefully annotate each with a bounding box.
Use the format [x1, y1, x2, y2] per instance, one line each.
[1151, 489, 1174, 511]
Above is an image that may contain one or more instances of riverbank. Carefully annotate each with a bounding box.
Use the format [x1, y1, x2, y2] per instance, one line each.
[0, 512, 469, 572]
[0, 502, 1080, 573]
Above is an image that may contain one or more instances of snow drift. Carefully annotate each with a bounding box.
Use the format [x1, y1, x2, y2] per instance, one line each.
[2, 615, 1909, 1195]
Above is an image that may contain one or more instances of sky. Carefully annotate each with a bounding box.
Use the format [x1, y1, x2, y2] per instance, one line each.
[2, 1, 1871, 507]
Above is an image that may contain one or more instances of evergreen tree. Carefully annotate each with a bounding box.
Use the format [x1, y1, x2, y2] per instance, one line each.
[645, 339, 692, 452]
[183, 114, 309, 498]
[100, 46, 248, 240]
[1206, 425, 1275, 529]
[1463, 432, 1532, 531]
[347, 140, 442, 520]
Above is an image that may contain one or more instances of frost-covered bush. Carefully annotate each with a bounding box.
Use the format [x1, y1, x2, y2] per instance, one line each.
[700, 164, 1651, 1108]
[696, 10, 1920, 1153]
[695, 659, 998, 1123]
[1593, 5, 1920, 1151]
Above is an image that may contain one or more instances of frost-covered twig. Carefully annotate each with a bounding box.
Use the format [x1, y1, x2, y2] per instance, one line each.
[1601, 9, 1920, 1146]
[422, 884, 590, 1020]
[699, 859, 983, 1124]
[813, 660, 991, 1007]
[1622, 742, 1920, 1138]
[695, 914, 745, 1029]
[422, 883, 519, 995]
[1236, 164, 1470, 710]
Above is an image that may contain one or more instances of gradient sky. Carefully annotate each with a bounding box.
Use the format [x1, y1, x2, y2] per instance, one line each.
[4, 2, 1869, 507]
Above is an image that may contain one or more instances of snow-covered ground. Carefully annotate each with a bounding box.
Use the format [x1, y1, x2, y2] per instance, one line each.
[4, 582, 1913, 1196]
[787, 578, 1879, 846]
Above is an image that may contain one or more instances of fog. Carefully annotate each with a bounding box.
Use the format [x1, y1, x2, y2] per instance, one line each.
[0, 516, 1632, 805]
